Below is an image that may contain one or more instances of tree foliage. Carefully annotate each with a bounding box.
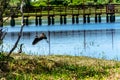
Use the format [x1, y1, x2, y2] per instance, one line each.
[0, 0, 10, 27]
[30, 0, 120, 7]
[0, 0, 25, 57]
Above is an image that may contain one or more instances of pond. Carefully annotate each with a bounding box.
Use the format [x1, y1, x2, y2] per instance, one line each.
[2, 17, 120, 60]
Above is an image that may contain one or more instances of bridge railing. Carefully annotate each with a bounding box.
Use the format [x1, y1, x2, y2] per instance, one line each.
[4, 4, 120, 17]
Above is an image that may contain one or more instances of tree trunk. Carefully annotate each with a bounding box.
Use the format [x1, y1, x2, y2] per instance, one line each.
[0, 12, 3, 27]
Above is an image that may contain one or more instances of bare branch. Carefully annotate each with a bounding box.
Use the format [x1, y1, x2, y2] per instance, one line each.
[7, 0, 25, 57]
[7, 24, 25, 57]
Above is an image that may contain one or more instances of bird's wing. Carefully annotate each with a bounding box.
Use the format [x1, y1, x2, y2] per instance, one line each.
[32, 37, 42, 45]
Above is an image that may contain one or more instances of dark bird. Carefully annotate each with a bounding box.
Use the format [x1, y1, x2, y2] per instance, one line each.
[32, 33, 48, 45]
[18, 43, 23, 53]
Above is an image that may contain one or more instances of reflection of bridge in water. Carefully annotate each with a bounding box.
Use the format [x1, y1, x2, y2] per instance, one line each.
[8, 4, 120, 26]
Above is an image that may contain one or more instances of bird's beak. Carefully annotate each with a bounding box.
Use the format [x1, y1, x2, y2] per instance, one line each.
[45, 39, 49, 43]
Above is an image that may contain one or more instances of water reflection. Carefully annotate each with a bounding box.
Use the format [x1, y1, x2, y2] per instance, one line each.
[2, 28, 120, 60]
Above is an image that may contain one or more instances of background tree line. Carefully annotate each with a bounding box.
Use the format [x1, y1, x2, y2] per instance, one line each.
[8, 0, 120, 7]
[27, 0, 120, 7]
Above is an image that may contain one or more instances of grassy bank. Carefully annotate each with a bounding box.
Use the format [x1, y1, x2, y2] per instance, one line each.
[0, 53, 120, 80]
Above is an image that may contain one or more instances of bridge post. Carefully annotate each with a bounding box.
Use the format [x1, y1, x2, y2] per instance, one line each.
[64, 15, 67, 24]
[39, 16, 42, 25]
[25, 17, 29, 26]
[52, 16, 54, 25]
[95, 14, 97, 23]
[10, 17, 15, 27]
[60, 15, 63, 24]
[72, 15, 75, 24]
[113, 14, 115, 22]
[35, 16, 38, 26]
[110, 14, 115, 23]
[110, 14, 112, 22]
[87, 15, 90, 23]
[98, 14, 101, 23]
[76, 15, 79, 24]
[83, 15, 86, 23]
[106, 14, 109, 23]
[48, 16, 51, 25]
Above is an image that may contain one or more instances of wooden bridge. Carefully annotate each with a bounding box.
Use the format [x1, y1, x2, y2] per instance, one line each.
[6, 4, 120, 26]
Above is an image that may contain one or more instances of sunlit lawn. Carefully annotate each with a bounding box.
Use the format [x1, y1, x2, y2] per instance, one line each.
[1, 53, 120, 80]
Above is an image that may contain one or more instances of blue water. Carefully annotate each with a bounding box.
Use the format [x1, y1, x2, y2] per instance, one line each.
[2, 17, 120, 60]
[6, 22, 120, 32]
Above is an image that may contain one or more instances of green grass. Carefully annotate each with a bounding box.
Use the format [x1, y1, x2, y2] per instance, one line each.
[1, 53, 120, 80]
